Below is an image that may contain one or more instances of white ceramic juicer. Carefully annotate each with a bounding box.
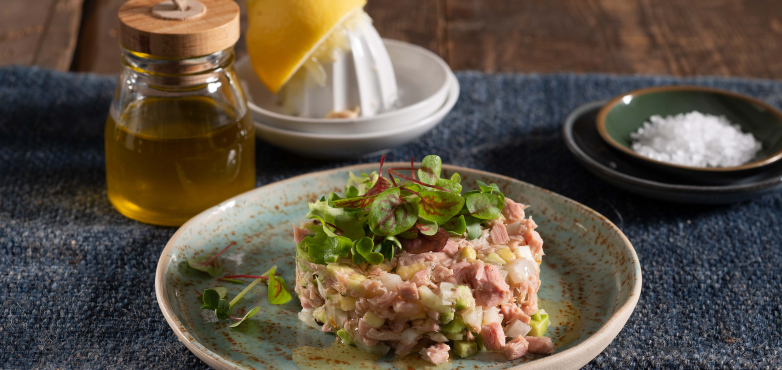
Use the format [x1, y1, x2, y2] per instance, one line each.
[277, 11, 398, 119]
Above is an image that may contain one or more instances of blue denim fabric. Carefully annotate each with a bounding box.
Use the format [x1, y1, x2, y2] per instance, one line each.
[1, 66, 781, 369]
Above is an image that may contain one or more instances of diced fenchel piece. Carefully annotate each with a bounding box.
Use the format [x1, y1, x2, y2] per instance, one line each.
[528, 310, 550, 337]
[496, 247, 515, 263]
[485, 252, 506, 265]
[453, 340, 478, 358]
[459, 246, 477, 261]
[362, 311, 385, 329]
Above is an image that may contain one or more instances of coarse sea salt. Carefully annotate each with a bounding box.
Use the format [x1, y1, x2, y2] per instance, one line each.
[629, 111, 762, 168]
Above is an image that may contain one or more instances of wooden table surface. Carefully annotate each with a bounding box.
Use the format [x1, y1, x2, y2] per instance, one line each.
[2, 0, 782, 79]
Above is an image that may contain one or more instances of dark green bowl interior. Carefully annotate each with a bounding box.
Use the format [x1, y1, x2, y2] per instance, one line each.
[603, 90, 782, 163]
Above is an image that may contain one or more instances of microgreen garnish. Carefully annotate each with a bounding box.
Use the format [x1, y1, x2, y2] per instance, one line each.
[295, 154, 508, 263]
[267, 267, 292, 304]
[369, 187, 419, 236]
[442, 215, 467, 236]
[201, 287, 231, 319]
[465, 192, 505, 220]
[229, 307, 261, 328]
[187, 241, 237, 277]
[196, 264, 291, 328]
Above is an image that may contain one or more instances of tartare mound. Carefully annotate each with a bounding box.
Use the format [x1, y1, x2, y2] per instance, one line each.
[293, 156, 554, 364]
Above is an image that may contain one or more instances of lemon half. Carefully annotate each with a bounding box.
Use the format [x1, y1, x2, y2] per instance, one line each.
[245, 0, 367, 94]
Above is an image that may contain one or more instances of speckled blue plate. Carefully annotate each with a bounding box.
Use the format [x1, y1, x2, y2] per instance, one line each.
[155, 164, 641, 370]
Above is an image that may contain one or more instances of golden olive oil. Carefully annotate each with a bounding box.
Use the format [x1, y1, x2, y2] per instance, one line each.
[105, 97, 255, 226]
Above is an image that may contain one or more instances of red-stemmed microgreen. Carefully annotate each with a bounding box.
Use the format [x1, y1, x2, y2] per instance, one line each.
[188, 241, 237, 277]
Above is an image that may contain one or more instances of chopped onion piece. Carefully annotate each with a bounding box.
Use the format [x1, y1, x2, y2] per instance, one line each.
[427, 332, 449, 343]
[482, 307, 503, 325]
[462, 306, 483, 331]
[514, 245, 533, 261]
[401, 328, 422, 345]
[505, 320, 531, 338]
[506, 258, 537, 285]
[298, 311, 321, 329]
[379, 273, 403, 291]
[440, 282, 456, 305]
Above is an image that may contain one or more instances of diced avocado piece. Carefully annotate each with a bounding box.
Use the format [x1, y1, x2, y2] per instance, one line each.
[313, 306, 327, 324]
[460, 246, 477, 261]
[439, 309, 455, 324]
[453, 341, 478, 358]
[475, 333, 486, 351]
[336, 328, 352, 344]
[454, 285, 474, 311]
[441, 316, 467, 334]
[528, 311, 550, 337]
[485, 252, 506, 265]
[362, 311, 385, 329]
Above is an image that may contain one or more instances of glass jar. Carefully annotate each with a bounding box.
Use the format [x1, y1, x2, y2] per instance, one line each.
[105, 48, 255, 226]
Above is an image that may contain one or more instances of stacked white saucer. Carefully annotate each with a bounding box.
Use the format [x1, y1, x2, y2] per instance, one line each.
[236, 38, 458, 159]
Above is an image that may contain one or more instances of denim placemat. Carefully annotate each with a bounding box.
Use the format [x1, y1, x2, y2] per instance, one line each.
[1, 66, 781, 369]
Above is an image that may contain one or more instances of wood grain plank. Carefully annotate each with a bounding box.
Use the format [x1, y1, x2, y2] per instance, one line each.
[35, 0, 84, 70]
[445, 0, 782, 79]
[72, 0, 444, 74]
[0, 0, 82, 70]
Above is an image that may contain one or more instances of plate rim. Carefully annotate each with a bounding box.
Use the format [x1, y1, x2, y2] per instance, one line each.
[563, 100, 782, 194]
[155, 163, 642, 370]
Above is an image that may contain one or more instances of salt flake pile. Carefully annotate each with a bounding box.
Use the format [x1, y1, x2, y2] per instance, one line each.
[630, 111, 762, 168]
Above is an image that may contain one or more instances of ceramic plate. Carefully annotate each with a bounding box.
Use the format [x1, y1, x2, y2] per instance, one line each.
[155, 163, 641, 370]
[237, 39, 452, 134]
[564, 100, 782, 204]
[250, 72, 458, 159]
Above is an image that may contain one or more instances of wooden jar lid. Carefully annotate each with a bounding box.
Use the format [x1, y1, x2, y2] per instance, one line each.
[119, 0, 240, 58]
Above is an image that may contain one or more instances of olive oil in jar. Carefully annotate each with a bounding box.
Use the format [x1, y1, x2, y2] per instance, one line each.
[105, 97, 255, 226]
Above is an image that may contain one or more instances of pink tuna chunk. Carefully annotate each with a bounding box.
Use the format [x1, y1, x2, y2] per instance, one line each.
[357, 319, 379, 347]
[526, 336, 555, 354]
[398, 282, 419, 300]
[504, 336, 529, 360]
[293, 225, 312, 244]
[502, 198, 527, 222]
[490, 223, 510, 244]
[441, 240, 460, 256]
[500, 303, 531, 324]
[420, 343, 451, 365]
[481, 322, 506, 351]
[474, 264, 512, 307]
[432, 265, 453, 283]
[410, 268, 430, 287]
